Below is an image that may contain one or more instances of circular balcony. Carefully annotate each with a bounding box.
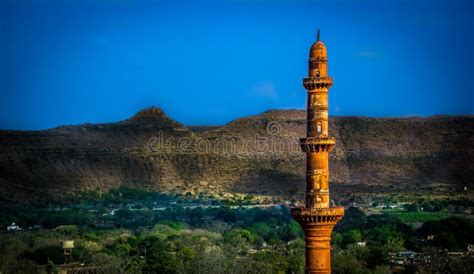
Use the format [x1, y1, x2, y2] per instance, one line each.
[300, 137, 336, 153]
[303, 77, 333, 90]
[291, 206, 344, 225]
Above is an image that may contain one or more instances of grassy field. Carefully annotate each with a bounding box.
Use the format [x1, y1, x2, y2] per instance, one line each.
[384, 211, 462, 223]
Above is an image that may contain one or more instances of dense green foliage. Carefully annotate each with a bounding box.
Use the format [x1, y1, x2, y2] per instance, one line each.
[0, 188, 473, 273]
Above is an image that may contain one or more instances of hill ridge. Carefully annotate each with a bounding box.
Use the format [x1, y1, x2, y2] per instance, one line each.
[0, 108, 472, 205]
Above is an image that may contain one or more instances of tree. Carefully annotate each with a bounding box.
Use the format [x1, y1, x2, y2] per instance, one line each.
[418, 217, 474, 250]
[332, 232, 343, 249]
[125, 256, 145, 274]
[332, 252, 366, 274]
[405, 204, 419, 212]
[280, 220, 303, 241]
[342, 229, 362, 247]
[223, 229, 255, 246]
[335, 207, 367, 233]
[385, 234, 404, 253]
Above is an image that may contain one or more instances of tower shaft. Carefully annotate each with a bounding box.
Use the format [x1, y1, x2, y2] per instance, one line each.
[291, 32, 344, 274]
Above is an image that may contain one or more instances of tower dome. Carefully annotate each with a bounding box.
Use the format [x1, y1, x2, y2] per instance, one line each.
[308, 30, 329, 77]
[310, 40, 327, 59]
[309, 29, 327, 59]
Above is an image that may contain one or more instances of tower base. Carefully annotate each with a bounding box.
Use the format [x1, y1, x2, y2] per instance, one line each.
[291, 207, 344, 274]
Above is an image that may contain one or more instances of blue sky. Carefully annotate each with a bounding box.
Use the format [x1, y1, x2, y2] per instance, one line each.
[0, 0, 473, 130]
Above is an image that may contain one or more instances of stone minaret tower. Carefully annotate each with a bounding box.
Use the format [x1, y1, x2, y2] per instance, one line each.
[291, 30, 344, 274]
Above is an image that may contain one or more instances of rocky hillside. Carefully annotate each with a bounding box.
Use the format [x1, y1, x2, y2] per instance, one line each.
[0, 107, 473, 204]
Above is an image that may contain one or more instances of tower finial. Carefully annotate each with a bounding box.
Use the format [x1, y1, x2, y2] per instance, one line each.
[317, 28, 320, 41]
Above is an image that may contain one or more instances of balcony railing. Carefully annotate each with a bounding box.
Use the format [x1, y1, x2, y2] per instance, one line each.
[300, 137, 336, 145]
[291, 206, 345, 225]
[303, 77, 333, 90]
[300, 137, 336, 153]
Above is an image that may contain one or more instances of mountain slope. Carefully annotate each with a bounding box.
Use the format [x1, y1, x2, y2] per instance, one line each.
[0, 108, 472, 204]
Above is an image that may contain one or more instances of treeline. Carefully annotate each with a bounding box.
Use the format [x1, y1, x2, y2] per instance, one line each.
[0, 205, 303, 243]
[0, 205, 305, 273]
[1, 225, 305, 274]
[404, 198, 473, 213]
[331, 207, 474, 273]
[1, 188, 473, 273]
[335, 206, 474, 251]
